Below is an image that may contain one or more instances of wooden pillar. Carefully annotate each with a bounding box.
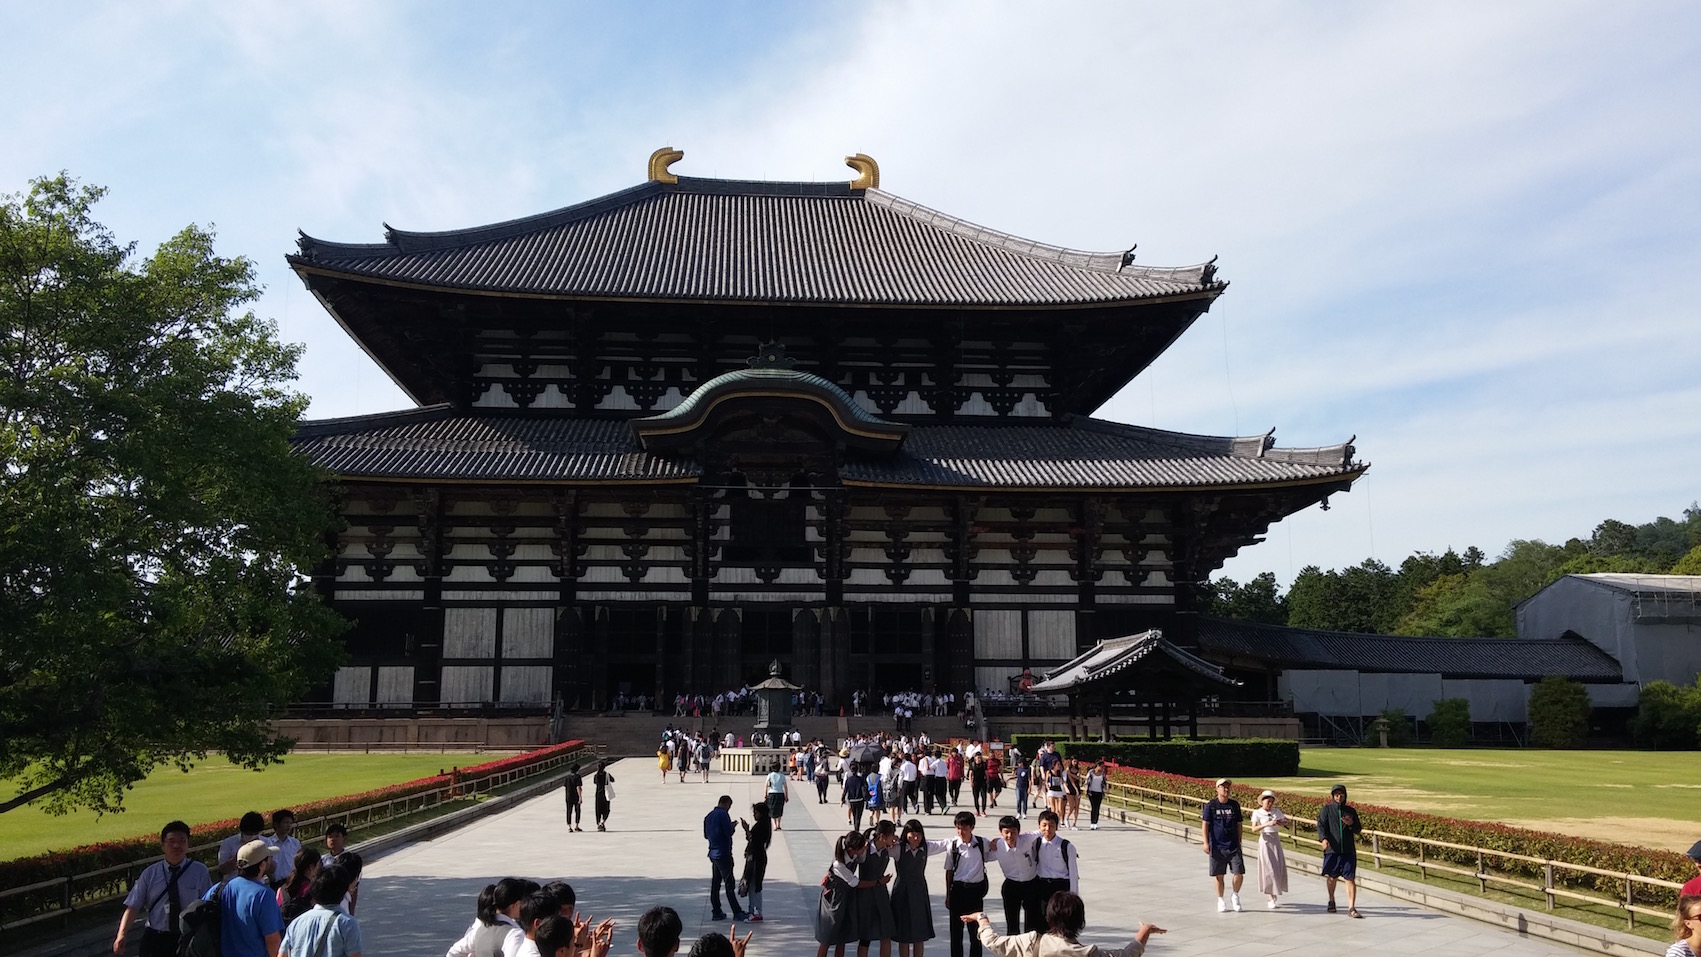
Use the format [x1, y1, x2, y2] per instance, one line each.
[793, 608, 820, 692]
[717, 608, 743, 692]
[1161, 698, 1173, 741]
[1101, 690, 1112, 742]
[555, 607, 583, 711]
[1147, 694, 1159, 740]
[591, 606, 609, 711]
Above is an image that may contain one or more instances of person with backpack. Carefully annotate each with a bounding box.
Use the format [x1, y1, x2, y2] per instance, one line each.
[1030, 810, 1078, 917]
[196, 838, 284, 957]
[942, 812, 993, 957]
[278, 865, 361, 957]
[113, 821, 214, 957]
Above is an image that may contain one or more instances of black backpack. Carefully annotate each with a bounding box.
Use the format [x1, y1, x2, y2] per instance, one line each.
[177, 880, 225, 957]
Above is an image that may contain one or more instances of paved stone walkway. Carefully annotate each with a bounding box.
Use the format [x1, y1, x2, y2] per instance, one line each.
[358, 758, 1591, 957]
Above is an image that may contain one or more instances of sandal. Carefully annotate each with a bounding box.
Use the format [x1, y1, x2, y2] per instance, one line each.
[1349, 908, 1363, 919]
[1326, 901, 1337, 913]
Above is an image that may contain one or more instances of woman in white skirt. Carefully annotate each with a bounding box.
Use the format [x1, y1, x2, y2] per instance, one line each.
[1250, 790, 1289, 908]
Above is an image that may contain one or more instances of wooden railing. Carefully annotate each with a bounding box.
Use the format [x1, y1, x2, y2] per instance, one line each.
[0, 743, 598, 938]
[1101, 779, 1683, 931]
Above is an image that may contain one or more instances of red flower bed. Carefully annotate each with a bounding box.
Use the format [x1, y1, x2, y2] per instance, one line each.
[1105, 764, 1693, 905]
[0, 740, 587, 894]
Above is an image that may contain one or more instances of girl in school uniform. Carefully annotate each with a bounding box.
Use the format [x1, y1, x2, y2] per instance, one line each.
[856, 821, 900, 957]
[818, 831, 888, 957]
[1250, 790, 1290, 908]
[891, 819, 951, 957]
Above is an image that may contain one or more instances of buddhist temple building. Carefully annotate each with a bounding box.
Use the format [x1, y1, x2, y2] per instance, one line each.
[288, 149, 1366, 715]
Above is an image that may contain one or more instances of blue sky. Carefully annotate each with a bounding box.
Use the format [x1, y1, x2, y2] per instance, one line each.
[3, 1, 1697, 585]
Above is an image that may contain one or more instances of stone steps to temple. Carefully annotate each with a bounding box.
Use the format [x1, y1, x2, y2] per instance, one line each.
[557, 711, 981, 756]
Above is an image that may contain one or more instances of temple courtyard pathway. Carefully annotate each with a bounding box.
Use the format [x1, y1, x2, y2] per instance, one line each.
[357, 758, 1591, 957]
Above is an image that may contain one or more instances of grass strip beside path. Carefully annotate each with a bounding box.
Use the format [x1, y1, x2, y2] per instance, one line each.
[0, 752, 518, 861]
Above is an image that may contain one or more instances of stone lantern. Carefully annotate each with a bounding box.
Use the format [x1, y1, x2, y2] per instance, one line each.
[751, 659, 802, 743]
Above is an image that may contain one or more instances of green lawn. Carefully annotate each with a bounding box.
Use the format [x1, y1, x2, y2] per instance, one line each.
[1267, 748, 1700, 852]
[1, 752, 517, 860]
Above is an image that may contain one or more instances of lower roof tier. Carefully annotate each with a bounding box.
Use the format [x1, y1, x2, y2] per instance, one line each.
[293, 406, 1364, 492]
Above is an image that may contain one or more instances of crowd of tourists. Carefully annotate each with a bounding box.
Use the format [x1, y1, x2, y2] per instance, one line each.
[114, 810, 365, 957]
[110, 740, 1701, 957]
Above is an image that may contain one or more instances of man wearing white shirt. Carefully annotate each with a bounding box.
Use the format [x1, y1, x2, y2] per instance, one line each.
[944, 811, 992, 957]
[989, 815, 1042, 935]
[266, 810, 301, 890]
[899, 755, 920, 813]
[216, 811, 266, 877]
[1032, 809, 1080, 914]
[931, 753, 950, 814]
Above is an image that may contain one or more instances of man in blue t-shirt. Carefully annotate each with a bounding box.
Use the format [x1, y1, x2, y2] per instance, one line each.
[1200, 778, 1245, 912]
[207, 839, 284, 957]
[703, 795, 746, 922]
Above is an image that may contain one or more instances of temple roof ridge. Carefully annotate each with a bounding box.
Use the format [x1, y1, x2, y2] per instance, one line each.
[1060, 414, 1360, 469]
[290, 175, 1225, 305]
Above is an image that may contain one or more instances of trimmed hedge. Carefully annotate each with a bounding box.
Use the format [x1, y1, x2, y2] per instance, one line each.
[1008, 735, 1299, 777]
[1105, 766, 1695, 909]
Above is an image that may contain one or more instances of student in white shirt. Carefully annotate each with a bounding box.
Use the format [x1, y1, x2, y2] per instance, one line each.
[1030, 811, 1079, 916]
[944, 812, 993, 957]
[218, 812, 267, 877]
[444, 878, 536, 957]
[268, 810, 303, 889]
[988, 816, 1040, 935]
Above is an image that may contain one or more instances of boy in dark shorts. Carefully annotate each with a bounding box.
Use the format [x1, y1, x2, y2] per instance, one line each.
[1200, 778, 1245, 912]
[1317, 784, 1363, 917]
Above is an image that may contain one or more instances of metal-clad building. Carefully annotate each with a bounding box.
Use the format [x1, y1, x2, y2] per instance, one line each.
[1518, 574, 1701, 696]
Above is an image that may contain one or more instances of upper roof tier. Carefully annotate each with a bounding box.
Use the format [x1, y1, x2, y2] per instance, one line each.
[290, 176, 1224, 308]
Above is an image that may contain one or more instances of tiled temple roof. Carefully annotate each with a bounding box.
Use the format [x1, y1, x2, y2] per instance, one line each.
[293, 407, 1360, 490]
[290, 177, 1222, 307]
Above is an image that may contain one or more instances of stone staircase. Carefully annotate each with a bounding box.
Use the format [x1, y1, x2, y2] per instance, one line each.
[558, 712, 981, 756]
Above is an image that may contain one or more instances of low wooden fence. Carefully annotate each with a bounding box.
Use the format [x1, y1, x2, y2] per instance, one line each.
[0, 743, 599, 938]
[1101, 779, 1683, 932]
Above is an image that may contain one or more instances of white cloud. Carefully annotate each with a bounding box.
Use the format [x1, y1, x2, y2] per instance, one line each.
[3, 0, 1696, 586]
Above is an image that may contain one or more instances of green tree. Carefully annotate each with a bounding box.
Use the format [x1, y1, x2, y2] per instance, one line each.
[1630, 679, 1701, 750]
[1526, 677, 1591, 749]
[1201, 571, 1289, 625]
[1670, 545, 1701, 576]
[1426, 698, 1472, 747]
[0, 175, 345, 815]
[1396, 573, 1514, 637]
[1544, 552, 1667, 586]
[1287, 559, 1402, 633]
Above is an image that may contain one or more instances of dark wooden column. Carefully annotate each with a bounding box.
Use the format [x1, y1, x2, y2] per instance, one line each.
[412, 488, 445, 706]
[792, 608, 820, 692]
[556, 607, 584, 711]
[945, 608, 973, 697]
[717, 608, 743, 692]
[590, 606, 610, 711]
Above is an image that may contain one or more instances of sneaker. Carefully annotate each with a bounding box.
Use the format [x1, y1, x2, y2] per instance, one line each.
[1267, 900, 1278, 910]
[1089, 823, 1098, 830]
[712, 913, 728, 922]
[1231, 893, 1242, 912]
[1216, 897, 1227, 913]
[747, 915, 763, 922]
[733, 912, 749, 921]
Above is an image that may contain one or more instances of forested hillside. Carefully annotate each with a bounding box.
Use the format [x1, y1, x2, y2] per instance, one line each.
[1205, 504, 1701, 637]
